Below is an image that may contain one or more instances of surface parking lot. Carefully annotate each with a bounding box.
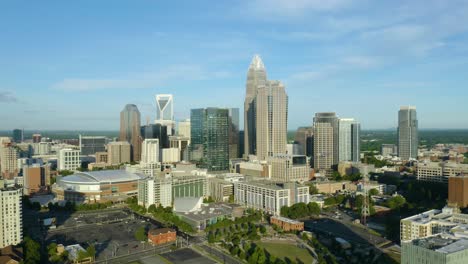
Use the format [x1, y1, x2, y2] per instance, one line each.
[160, 248, 217, 264]
[55, 209, 132, 227]
[46, 210, 162, 261]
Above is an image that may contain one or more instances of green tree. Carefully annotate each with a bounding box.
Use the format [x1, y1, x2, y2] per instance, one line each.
[134, 226, 147, 241]
[208, 232, 216, 243]
[259, 225, 267, 234]
[59, 170, 74, 176]
[307, 202, 321, 216]
[368, 188, 379, 196]
[308, 184, 319, 195]
[86, 245, 96, 259]
[23, 236, 41, 264]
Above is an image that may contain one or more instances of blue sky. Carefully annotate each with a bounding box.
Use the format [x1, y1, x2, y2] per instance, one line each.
[1, 0, 468, 130]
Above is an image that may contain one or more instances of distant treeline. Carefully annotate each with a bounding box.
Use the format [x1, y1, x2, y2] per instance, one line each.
[0, 130, 119, 140]
[360, 129, 468, 151]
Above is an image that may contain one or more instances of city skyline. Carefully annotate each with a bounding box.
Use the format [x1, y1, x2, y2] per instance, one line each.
[1, 1, 468, 130]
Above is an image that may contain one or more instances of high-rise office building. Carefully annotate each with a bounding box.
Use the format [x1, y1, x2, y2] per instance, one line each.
[12, 129, 23, 143]
[57, 148, 81, 171]
[141, 124, 169, 149]
[120, 104, 142, 161]
[244, 55, 267, 157]
[0, 184, 22, 248]
[155, 94, 175, 135]
[228, 108, 240, 160]
[338, 118, 360, 163]
[190, 108, 229, 171]
[178, 119, 191, 139]
[398, 106, 418, 160]
[256, 81, 288, 161]
[313, 112, 339, 173]
[79, 135, 107, 156]
[141, 139, 159, 164]
[107, 141, 131, 165]
[294, 127, 314, 157]
[0, 144, 19, 179]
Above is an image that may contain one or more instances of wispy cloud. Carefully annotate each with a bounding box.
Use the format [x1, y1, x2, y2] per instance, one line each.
[245, 0, 355, 18]
[0, 91, 18, 103]
[51, 65, 232, 92]
[288, 55, 379, 82]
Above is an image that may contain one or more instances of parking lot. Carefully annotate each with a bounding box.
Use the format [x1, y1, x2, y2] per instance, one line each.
[45, 209, 163, 261]
[160, 248, 216, 264]
[54, 209, 133, 228]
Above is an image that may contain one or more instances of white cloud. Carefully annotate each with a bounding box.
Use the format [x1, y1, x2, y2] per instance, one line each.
[51, 65, 232, 92]
[246, 0, 355, 17]
[0, 91, 18, 103]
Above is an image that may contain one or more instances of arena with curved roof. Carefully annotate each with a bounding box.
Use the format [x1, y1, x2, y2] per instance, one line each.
[53, 170, 146, 203]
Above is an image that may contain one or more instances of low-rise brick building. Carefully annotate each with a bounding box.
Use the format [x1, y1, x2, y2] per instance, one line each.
[148, 228, 176, 245]
[270, 216, 304, 232]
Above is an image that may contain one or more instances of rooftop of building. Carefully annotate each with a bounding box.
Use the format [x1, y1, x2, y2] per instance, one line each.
[175, 202, 234, 222]
[148, 228, 176, 236]
[235, 180, 306, 190]
[59, 170, 145, 185]
[271, 216, 303, 225]
[409, 234, 468, 254]
[401, 206, 468, 227]
[64, 244, 87, 260]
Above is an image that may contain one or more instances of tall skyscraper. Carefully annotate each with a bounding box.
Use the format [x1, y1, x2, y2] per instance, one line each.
[243, 55, 288, 160]
[313, 112, 339, 173]
[141, 124, 169, 149]
[338, 118, 361, 163]
[155, 94, 175, 135]
[0, 184, 22, 248]
[244, 55, 267, 157]
[141, 139, 160, 164]
[12, 129, 23, 143]
[228, 108, 240, 159]
[120, 104, 142, 161]
[256, 81, 288, 160]
[398, 106, 418, 160]
[294, 127, 314, 157]
[190, 108, 229, 171]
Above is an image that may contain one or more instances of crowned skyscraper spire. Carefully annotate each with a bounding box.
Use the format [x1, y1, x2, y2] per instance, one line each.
[244, 54, 267, 157]
[244, 55, 288, 160]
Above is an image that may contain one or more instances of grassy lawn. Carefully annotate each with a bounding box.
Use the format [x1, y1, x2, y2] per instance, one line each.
[257, 241, 315, 264]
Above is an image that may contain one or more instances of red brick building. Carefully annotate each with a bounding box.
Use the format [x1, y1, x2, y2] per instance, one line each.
[270, 216, 304, 232]
[148, 228, 176, 245]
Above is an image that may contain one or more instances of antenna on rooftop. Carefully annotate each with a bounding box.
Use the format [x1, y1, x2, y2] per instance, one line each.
[361, 170, 370, 226]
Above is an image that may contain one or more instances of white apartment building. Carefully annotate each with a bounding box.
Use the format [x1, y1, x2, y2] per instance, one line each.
[0, 187, 22, 248]
[57, 148, 81, 171]
[141, 139, 159, 164]
[0, 145, 18, 179]
[162, 148, 180, 163]
[138, 175, 172, 208]
[234, 181, 309, 215]
[400, 206, 468, 242]
[268, 154, 309, 182]
[32, 142, 52, 155]
[178, 119, 191, 139]
[417, 162, 468, 183]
